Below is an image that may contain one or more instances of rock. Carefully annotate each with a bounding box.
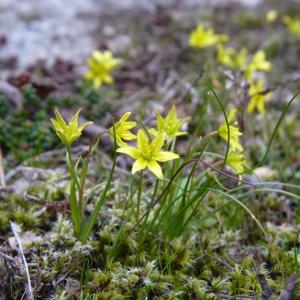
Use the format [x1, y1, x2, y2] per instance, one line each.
[252, 167, 277, 181]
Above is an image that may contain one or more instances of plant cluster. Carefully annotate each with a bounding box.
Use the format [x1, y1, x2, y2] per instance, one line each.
[1, 3, 300, 299]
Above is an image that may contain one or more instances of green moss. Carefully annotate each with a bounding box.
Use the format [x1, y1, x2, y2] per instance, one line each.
[0, 193, 40, 232]
[26, 180, 67, 202]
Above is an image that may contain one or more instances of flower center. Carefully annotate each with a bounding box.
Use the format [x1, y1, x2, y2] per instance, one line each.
[141, 149, 153, 160]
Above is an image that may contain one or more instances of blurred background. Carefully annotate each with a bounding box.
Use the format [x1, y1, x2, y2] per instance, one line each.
[0, 0, 265, 71]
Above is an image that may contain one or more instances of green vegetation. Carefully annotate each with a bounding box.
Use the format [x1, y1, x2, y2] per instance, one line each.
[1, 1, 300, 299]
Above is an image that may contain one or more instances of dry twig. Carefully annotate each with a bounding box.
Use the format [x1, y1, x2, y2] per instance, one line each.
[10, 222, 34, 300]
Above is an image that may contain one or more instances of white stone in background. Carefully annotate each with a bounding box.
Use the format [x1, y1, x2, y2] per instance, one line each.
[0, 0, 262, 72]
[0, 0, 13, 11]
[0, 0, 101, 70]
[107, 35, 132, 53]
[253, 167, 278, 181]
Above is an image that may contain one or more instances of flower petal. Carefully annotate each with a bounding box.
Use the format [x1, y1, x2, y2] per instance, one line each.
[151, 133, 165, 151]
[167, 105, 177, 123]
[227, 108, 237, 123]
[117, 146, 140, 159]
[118, 112, 131, 123]
[132, 159, 147, 174]
[137, 129, 149, 150]
[54, 108, 67, 127]
[92, 50, 103, 61]
[50, 119, 60, 131]
[94, 78, 102, 89]
[149, 128, 159, 136]
[147, 160, 163, 179]
[156, 113, 165, 131]
[121, 132, 136, 140]
[78, 121, 93, 132]
[121, 122, 137, 130]
[152, 151, 179, 162]
[103, 75, 113, 84]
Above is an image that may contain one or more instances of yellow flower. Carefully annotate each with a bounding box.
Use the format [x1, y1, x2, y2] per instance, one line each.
[266, 10, 278, 23]
[247, 80, 271, 114]
[50, 108, 92, 145]
[234, 48, 248, 69]
[283, 16, 300, 37]
[150, 105, 190, 140]
[218, 108, 243, 152]
[251, 50, 272, 71]
[226, 150, 246, 174]
[84, 50, 120, 89]
[117, 129, 179, 178]
[109, 112, 137, 147]
[245, 50, 272, 80]
[217, 46, 236, 67]
[189, 25, 229, 49]
[217, 46, 248, 70]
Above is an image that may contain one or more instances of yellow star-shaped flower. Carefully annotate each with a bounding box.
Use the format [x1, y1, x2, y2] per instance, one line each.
[117, 129, 179, 178]
[245, 50, 271, 80]
[150, 105, 190, 140]
[217, 46, 248, 70]
[189, 25, 228, 49]
[84, 50, 120, 89]
[218, 108, 243, 152]
[234, 48, 248, 69]
[247, 80, 271, 114]
[283, 16, 300, 37]
[217, 45, 236, 68]
[50, 108, 93, 145]
[109, 112, 137, 147]
[226, 150, 247, 174]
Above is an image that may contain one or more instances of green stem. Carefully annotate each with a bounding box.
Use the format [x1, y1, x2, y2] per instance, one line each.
[79, 160, 88, 215]
[136, 170, 144, 224]
[80, 148, 117, 243]
[151, 179, 159, 204]
[82, 131, 108, 212]
[79, 127, 117, 243]
[108, 181, 136, 262]
[66, 146, 82, 237]
[138, 178, 159, 239]
[167, 138, 177, 216]
[205, 79, 231, 167]
[67, 146, 86, 217]
[186, 131, 217, 164]
[66, 145, 80, 188]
